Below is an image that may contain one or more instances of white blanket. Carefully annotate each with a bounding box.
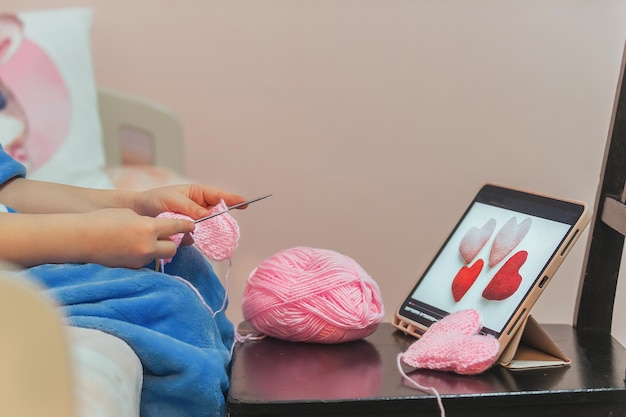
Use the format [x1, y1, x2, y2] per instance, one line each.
[68, 327, 143, 417]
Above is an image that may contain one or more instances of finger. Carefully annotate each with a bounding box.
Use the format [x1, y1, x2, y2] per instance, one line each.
[193, 185, 246, 208]
[222, 193, 247, 208]
[180, 187, 245, 219]
[154, 239, 179, 260]
[154, 217, 194, 239]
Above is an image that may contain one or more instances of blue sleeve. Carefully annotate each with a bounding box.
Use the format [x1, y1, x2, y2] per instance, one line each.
[0, 145, 27, 186]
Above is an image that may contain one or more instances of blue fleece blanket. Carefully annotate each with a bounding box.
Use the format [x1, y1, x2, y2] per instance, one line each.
[23, 246, 234, 417]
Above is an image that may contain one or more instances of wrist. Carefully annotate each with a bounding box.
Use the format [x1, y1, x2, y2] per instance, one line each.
[110, 189, 140, 211]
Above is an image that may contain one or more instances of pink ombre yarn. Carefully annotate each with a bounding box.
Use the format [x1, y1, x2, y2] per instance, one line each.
[241, 246, 385, 343]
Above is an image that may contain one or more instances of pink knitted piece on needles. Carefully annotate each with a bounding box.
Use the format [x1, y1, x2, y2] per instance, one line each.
[158, 200, 240, 262]
[401, 309, 499, 375]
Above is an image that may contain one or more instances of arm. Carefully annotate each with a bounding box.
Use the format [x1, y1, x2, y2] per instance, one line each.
[0, 177, 132, 214]
[0, 177, 245, 217]
[0, 178, 246, 268]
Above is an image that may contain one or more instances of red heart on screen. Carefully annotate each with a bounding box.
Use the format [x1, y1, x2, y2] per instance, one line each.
[489, 217, 531, 267]
[459, 218, 496, 264]
[482, 250, 527, 301]
[401, 309, 500, 375]
[451, 259, 484, 302]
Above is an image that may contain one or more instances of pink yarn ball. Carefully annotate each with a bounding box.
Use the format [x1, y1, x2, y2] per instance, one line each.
[241, 247, 385, 343]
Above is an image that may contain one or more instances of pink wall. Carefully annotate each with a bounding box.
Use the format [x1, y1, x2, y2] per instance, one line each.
[4, 0, 626, 342]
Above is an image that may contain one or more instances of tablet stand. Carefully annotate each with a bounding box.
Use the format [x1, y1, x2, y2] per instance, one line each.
[498, 315, 570, 370]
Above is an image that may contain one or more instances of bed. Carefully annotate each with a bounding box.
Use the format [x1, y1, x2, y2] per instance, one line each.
[0, 86, 193, 417]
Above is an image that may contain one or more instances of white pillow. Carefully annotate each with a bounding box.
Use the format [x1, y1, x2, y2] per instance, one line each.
[0, 8, 114, 189]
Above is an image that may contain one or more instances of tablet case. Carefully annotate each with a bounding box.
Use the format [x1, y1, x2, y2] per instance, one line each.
[498, 314, 570, 370]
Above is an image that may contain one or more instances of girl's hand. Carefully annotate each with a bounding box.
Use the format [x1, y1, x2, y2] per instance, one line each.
[130, 184, 247, 220]
[79, 208, 195, 268]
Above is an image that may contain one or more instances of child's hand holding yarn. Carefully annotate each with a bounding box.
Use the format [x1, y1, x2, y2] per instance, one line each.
[0, 175, 245, 269]
[82, 185, 245, 268]
[74, 207, 196, 268]
[128, 183, 247, 219]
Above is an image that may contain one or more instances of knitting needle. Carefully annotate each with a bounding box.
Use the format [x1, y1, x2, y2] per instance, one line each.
[194, 194, 273, 224]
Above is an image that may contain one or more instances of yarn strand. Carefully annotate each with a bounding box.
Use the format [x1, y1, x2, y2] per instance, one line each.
[212, 258, 232, 317]
[396, 354, 445, 417]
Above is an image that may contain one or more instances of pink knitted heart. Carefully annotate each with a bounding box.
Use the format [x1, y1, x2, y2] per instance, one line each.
[158, 200, 240, 262]
[459, 218, 496, 264]
[401, 309, 500, 375]
[489, 217, 531, 267]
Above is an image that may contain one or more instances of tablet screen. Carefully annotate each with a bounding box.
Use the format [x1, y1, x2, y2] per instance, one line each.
[397, 184, 586, 338]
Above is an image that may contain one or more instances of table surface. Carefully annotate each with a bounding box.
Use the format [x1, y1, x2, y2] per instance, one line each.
[228, 323, 626, 417]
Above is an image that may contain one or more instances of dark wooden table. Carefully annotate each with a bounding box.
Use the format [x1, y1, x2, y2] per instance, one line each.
[228, 323, 626, 416]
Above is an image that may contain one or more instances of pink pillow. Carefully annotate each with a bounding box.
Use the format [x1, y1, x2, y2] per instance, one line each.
[0, 8, 113, 189]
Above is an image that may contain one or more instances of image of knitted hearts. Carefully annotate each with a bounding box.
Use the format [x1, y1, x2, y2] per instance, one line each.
[454, 216, 533, 302]
[394, 183, 589, 340]
[409, 205, 569, 335]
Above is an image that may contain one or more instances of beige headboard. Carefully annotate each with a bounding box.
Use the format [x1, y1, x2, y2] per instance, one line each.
[97, 88, 185, 175]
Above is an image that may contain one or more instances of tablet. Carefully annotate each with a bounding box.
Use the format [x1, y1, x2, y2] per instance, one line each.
[393, 183, 591, 355]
